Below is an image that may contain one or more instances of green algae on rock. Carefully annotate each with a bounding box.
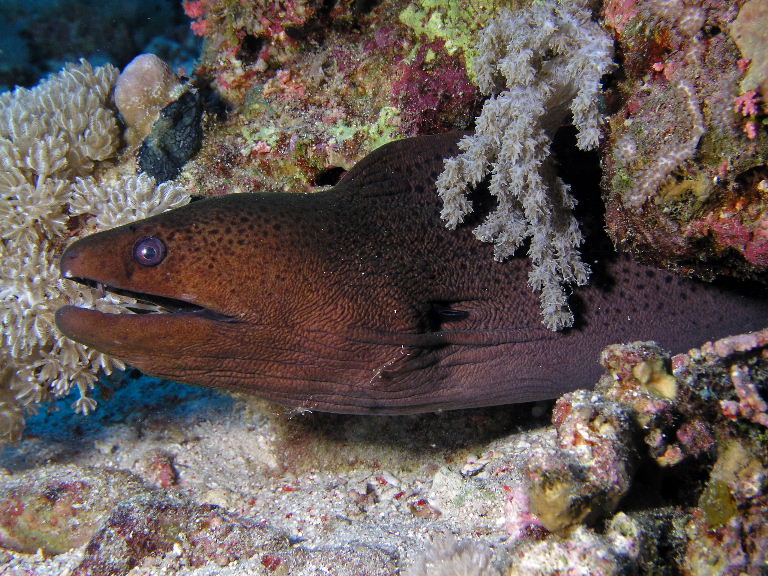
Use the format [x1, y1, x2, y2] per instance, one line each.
[398, 0, 511, 83]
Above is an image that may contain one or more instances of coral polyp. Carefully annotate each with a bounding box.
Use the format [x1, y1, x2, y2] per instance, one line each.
[0, 61, 190, 441]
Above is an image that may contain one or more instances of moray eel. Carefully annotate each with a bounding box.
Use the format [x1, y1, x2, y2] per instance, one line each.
[56, 133, 768, 414]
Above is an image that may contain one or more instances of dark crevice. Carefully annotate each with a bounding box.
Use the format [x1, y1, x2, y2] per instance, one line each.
[313, 166, 347, 187]
[237, 34, 264, 65]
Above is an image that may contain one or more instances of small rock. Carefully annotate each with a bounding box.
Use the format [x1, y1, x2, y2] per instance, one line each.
[115, 53, 182, 143]
[75, 492, 290, 576]
[0, 465, 148, 554]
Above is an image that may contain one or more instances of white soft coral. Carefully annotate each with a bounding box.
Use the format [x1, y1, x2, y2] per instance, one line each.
[437, 1, 614, 330]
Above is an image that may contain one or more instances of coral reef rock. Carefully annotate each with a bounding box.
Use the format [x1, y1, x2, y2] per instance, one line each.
[602, 0, 768, 280]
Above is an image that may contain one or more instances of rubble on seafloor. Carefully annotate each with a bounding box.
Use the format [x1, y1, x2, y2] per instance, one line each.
[1, 328, 766, 575]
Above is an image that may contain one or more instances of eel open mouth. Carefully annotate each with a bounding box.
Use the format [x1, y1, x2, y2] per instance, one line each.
[56, 276, 239, 357]
[63, 276, 235, 322]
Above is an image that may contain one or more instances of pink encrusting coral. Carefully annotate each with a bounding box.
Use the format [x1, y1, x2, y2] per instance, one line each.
[735, 89, 761, 117]
[720, 364, 768, 427]
[503, 483, 543, 542]
[686, 183, 768, 267]
[183, 0, 209, 36]
[183, 0, 206, 19]
[182, 0, 321, 97]
[734, 89, 764, 139]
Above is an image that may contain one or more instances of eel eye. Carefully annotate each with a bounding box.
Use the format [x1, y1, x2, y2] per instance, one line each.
[133, 237, 166, 267]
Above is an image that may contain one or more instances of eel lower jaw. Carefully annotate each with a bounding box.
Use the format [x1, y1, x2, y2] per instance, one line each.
[55, 304, 221, 365]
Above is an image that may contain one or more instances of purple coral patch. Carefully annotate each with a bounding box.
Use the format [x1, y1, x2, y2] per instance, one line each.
[392, 41, 479, 136]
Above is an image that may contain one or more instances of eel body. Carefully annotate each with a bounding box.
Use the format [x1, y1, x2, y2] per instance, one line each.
[56, 133, 768, 414]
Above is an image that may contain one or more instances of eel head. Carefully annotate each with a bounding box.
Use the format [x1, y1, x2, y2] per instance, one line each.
[56, 199, 246, 370]
[55, 195, 317, 389]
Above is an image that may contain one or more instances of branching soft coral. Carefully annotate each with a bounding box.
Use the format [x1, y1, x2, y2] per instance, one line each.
[0, 61, 190, 442]
[436, 1, 614, 330]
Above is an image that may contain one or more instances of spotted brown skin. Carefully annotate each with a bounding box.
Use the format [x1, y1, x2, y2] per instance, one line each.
[56, 133, 768, 414]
